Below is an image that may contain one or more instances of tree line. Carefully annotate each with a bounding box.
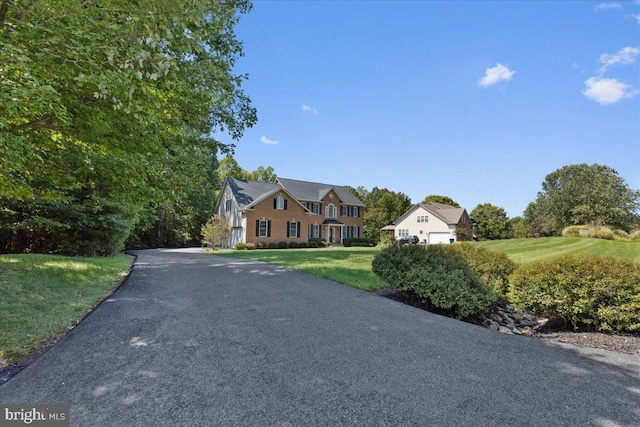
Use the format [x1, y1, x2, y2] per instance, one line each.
[0, 1, 256, 255]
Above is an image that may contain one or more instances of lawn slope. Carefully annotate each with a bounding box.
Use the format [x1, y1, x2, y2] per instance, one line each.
[472, 237, 640, 264]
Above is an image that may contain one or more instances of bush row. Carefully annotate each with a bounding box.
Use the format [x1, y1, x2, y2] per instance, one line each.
[562, 224, 637, 241]
[235, 240, 330, 250]
[343, 237, 378, 247]
[372, 244, 640, 332]
[509, 256, 640, 331]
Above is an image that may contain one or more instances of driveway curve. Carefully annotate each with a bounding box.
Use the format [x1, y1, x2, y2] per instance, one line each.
[1, 248, 639, 426]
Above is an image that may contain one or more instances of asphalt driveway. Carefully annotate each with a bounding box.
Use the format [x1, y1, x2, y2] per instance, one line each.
[1, 248, 639, 426]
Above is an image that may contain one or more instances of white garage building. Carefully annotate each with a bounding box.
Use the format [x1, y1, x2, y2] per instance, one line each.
[385, 202, 473, 244]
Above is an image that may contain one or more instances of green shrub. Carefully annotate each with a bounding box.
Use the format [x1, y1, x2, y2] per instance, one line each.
[562, 225, 586, 237]
[447, 244, 516, 297]
[298, 241, 310, 248]
[288, 242, 299, 249]
[307, 241, 319, 248]
[257, 242, 267, 249]
[509, 256, 640, 331]
[234, 242, 248, 250]
[344, 237, 378, 247]
[267, 242, 279, 249]
[613, 229, 629, 239]
[631, 230, 640, 241]
[246, 243, 256, 250]
[562, 224, 616, 240]
[277, 241, 288, 249]
[588, 225, 614, 240]
[372, 245, 498, 319]
[308, 237, 330, 247]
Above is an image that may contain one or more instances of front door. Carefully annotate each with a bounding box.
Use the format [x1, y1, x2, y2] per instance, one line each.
[329, 227, 335, 243]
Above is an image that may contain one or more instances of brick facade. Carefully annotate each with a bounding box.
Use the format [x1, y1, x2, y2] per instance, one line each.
[245, 189, 364, 245]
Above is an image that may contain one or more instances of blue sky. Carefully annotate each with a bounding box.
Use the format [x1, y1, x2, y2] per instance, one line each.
[220, 0, 640, 218]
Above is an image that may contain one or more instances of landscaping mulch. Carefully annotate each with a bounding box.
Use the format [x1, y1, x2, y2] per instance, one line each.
[375, 288, 640, 357]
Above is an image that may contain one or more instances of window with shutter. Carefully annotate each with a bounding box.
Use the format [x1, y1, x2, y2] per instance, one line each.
[258, 220, 269, 237]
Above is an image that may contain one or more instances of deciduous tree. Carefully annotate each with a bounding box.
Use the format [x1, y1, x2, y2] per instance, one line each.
[0, 1, 257, 255]
[530, 164, 640, 234]
[421, 195, 460, 207]
[471, 203, 511, 240]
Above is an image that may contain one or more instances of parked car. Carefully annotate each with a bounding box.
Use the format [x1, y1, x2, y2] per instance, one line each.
[397, 235, 419, 245]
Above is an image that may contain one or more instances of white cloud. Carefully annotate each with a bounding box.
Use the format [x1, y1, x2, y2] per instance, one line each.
[598, 46, 640, 73]
[593, 2, 622, 11]
[582, 77, 639, 105]
[635, 14, 640, 24]
[478, 63, 516, 87]
[302, 104, 318, 115]
[260, 135, 279, 145]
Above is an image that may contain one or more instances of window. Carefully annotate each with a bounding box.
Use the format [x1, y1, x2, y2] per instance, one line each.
[417, 215, 428, 223]
[352, 206, 359, 217]
[257, 220, 270, 238]
[461, 215, 466, 224]
[342, 226, 349, 239]
[312, 203, 320, 214]
[326, 204, 336, 218]
[398, 229, 409, 237]
[225, 199, 232, 212]
[351, 226, 360, 238]
[311, 224, 320, 238]
[302, 201, 309, 210]
[275, 195, 285, 210]
[287, 221, 299, 238]
[341, 206, 349, 217]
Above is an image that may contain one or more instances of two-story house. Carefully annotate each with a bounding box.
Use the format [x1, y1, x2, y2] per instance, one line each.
[214, 177, 365, 247]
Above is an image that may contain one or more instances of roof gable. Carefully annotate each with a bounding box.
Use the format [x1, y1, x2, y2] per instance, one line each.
[276, 178, 365, 206]
[393, 202, 467, 226]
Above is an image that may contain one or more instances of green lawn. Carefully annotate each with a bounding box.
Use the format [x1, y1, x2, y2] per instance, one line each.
[215, 247, 388, 291]
[215, 237, 640, 293]
[0, 253, 133, 367]
[472, 237, 640, 264]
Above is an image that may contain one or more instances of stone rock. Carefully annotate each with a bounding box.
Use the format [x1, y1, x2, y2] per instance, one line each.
[498, 326, 513, 334]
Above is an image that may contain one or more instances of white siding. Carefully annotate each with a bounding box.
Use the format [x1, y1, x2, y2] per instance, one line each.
[394, 206, 456, 244]
[216, 185, 244, 228]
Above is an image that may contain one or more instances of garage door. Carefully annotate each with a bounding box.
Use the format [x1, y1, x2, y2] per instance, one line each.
[429, 232, 453, 244]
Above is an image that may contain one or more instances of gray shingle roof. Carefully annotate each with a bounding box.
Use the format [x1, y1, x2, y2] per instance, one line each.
[226, 178, 282, 210]
[420, 202, 465, 225]
[276, 178, 365, 206]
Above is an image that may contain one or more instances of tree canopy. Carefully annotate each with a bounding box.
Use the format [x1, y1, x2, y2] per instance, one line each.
[348, 186, 412, 240]
[421, 195, 460, 208]
[0, 0, 257, 255]
[470, 203, 511, 240]
[529, 164, 640, 234]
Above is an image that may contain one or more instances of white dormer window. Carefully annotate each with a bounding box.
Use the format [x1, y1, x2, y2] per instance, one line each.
[326, 203, 336, 219]
[276, 195, 285, 210]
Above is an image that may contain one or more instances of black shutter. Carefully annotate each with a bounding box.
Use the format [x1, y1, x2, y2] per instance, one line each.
[286, 221, 291, 238]
[273, 198, 277, 209]
[297, 222, 301, 238]
[267, 221, 271, 237]
[284, 199, 288, 210]
[319, 204, 322, 215]
[256, 220, 260, 237]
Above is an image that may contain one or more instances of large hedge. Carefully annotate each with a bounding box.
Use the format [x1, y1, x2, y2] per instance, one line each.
[447, 244, 516, 297]
[372, 245, 498, 319]
[509, 256, 640, 331]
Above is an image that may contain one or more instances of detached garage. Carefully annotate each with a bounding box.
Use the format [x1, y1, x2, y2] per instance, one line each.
[383, 201, 473, 244]
[428, 232, 454, 244]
